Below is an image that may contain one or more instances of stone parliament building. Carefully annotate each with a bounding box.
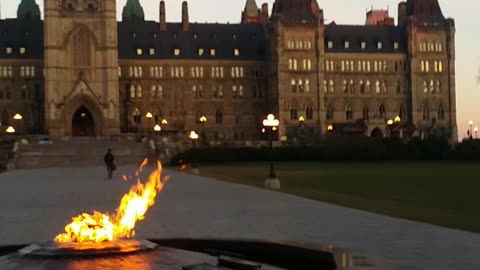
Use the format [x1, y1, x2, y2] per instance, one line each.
[0, 0, 456, 142]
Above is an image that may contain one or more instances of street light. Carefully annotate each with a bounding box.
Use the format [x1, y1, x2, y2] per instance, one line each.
[387, 119, 394, 138]
[394, 116, 401, 123]
[146, 112, 153, 137]
[327, 124, 334, 131]
[263, 114, 280, 190]
[199, 115, 207, 145]
[469, 120, 474, 139]
[13, 114, 23, 120]
[161, 119, 168, 125]
[189, 131, 200, 174]
[153, 124, 161, 132]
[6, 126, 15, 134]
[298, 116, 305, 145]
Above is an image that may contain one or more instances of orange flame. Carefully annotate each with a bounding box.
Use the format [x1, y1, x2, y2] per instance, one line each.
[180, 164, 190, 171]
[54, 159, 167, 243]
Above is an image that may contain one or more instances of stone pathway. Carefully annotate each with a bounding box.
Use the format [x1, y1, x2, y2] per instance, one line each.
[0, 166, 479, 269]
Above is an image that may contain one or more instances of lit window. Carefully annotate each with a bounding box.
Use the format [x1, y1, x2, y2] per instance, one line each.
[149, 48, 155, 55]
[234, 49, 240, 56]
[136, 49, 143, 55]
[19, 47, 26, 54]
[344, 41, 349, 49]
[438, 61, 443, 72]
[210, 49, 216, 56]
[198, 48, 204, 56]
[6, 47, 12, 54]
[361, 42, 366, 49]
[174, 49, 181, 56]
[394, 42, 399, 50]
[327, 41, 333, 49]
[377, 42, 383, 49]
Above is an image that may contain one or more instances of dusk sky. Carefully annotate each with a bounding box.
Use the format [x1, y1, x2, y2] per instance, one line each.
[1, 0, 478, 139]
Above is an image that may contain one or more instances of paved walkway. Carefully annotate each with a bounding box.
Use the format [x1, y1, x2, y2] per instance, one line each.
[0, 166, 479, 269]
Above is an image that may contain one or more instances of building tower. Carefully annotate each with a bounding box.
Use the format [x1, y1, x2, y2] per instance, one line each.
[44, 0, 120, 137]
[405, 0, 457, 141]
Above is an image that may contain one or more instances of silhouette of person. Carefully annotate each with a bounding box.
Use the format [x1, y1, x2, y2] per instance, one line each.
[104, 149, 116, 180]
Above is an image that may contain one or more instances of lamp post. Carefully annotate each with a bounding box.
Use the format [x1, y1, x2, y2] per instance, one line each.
[199, 116, 207, 145]
[6, 126, 16, 136]
[469, 120, 474, 139]
[13, 113, 23, 136]
[189, 131, 200, 174]
[153, 124, 161, 133]
[263, 114, 280, 190]
[327, 124, 334, 136]
[387, 119, 394, 138]
[146, 112, 153, 137]
[298, 116, 305, 145]
[475, 126, 479, 139]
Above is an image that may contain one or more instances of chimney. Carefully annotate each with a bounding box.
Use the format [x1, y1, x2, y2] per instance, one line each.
[182, 1, 189, 32]
[261, 3, 269, 17]
[398, 1, 407, 27]
[160, 1, 167, 31]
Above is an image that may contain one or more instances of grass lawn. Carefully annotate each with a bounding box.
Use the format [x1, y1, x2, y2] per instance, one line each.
[195, 162, 480, 233]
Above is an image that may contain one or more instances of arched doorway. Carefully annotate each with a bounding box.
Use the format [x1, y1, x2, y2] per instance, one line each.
[370, 128, 384, 139]
[72, 106, 95, 136]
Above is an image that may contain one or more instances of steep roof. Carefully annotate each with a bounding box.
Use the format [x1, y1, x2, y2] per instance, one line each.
[244, 0, 259, 16]
[271, 0, 322, 24]
[324, 24, 407, 53]
[122, 0, 145, 21]
[406, 0, 445, 22]
[17, 0, 41, 20]
[118, 21, 266, 61]
[0, 19, 44, 59]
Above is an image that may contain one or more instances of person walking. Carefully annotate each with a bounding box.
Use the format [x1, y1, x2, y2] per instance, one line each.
[104, 149, 116, 180]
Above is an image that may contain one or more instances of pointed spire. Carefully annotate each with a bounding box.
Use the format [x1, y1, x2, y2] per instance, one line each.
[17, 0, 41, 20]
[242, 0, 260, 24]
[122, 0, 145, 21]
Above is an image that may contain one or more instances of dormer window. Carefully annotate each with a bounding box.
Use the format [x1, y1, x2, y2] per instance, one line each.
[136, 49, 143, 56]
[149, 48, 155, 55]
[234, 49, 240, 56]
[193, 34, 198, 39]
[210, 49, 216, 56]
[377, 42, 383, 49]
[174, 49, 181, 56]
[394, 42, 399, 50]
[6, 47, 12, 54]
[344, 41, 350, 49]
[131, 32, 136, 38]
[361, 42, 366, 49]
[327, 41, 333, 49]
[198, 48, 204, 56]
[19, 47, 26, 55]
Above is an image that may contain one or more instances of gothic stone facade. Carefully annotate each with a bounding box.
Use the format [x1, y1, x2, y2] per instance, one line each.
[0, 0, 457, 142]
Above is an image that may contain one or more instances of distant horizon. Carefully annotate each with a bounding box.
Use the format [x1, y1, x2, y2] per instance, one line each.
[1, 0, 478, 140]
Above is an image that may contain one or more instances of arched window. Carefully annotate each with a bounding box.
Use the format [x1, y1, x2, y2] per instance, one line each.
[382, 81, 387, 94]
[379, 104, 386, 119]
[305, 79, 310, 92]
[349, 80, 355, 94]
[399, 104, 407, 121]
[422, 103, 430, 120]
[303, 59, 307, 70]
[365, 80, 371, 93]
[306, 104, 313, 120]
[150, 67, 155, 77]
[232, 85, 237, 97]
[298, 79, 304, 92]
[153, 108, 161, 123]
[342, 80, 348, 93]
[362, 105, 369, 120]
[289, 104, 298, 120]
[345, 105, 353, 120]
[307, 59, 312, 70]
[359, 80, 365, 94]
[239, 85, 244, 97]
[375, 80, 381, 94]
[293, 59, 298, 70]
[215, 108, 223, 124]
[288, 59, 293, 70]
[326, 105, 333, 120]
[329, 80, 335, 93]
[437, 104, 445, 120]
[158, 85, 163, 97]
[291, 79, 296, 93]
[423, 80, 428, 93]
[133, 108, 141, 124]
[429, 80, 435, 93]
[192, 85, 198, 97]
[129, 85, 136, 99]
[396, 81, 401, 94]
[136, 85, 143, 98]
[72, 27, 91, 67]
[323, 80, 328, 93]
[151, 85, 157, 98]
[436, 80, 441, 93]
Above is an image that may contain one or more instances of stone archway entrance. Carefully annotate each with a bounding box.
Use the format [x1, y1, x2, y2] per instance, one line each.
[370, 128, 384, 139]
[72, 106, 95, 136]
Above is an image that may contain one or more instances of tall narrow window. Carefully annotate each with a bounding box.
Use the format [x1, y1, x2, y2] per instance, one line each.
[381, 81, 387, 94]
[437, 104, 445, 121]
[298, 79, 304, 92]
[436, 80, 441, 93]
[342, 80, 348, 93]
[129, 85, 136, 99]
[215, 108, 223, 124]
[329, 80, 335, 93]
[151, 85, 157, 98]
[345, 105, 353, 120]
[365, 80, 371, 93]
[423, 80, 428, 93]
[359, 80, 365, 94]
[136, 85, 143, 98]
[133, 108, 141, 124]
[422, 103, 430, 120]
[396, 81, 401, 94]
[349, 80, 355, 94]
[429, 80, 435, 93]
[363, 105, 369, 120]
[379, 104, 386, 119]
[73, 27, 92, 67]
[323, 80, 328, 93]
[305, 79, 310, 92]
[326, 105, 333, 120]
[375, 80, 381, 94]
[291, 79, 296, 93]
[306, 104, 313, 120]
[289, 104, 298, 120]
